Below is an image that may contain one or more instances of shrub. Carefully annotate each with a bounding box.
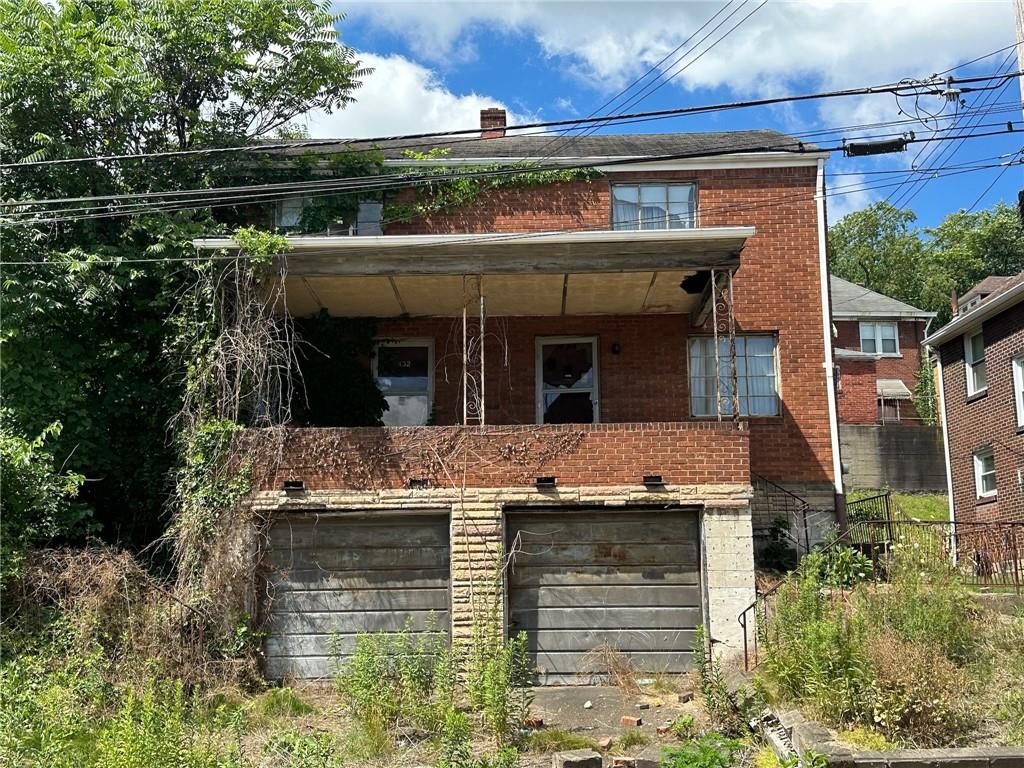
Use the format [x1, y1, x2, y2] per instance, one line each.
[661, 734, 745, 768]
[865, 631, 978, 746]
[819, 546, 872, 588]
[93, 680, 229, 768]
[760, 554, 870, 725]
[668, 714, 697, 740]
[334, 624, 456, 735]
[466, 625, 533, 746]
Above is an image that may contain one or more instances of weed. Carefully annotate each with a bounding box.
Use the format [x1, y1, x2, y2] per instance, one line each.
[996, 688, 1024, 746]
[837, 725, 891, 750]
[694, 625, 747, 737]
[616, 729, 649, 749]
[522, 728, 597, 753]
[752, 747, 782, 768]
[661, 733, 745, 768]
[255, 687, 315, 719]
[579, 644, 643, 695]
[263, 729, 342, 768]
[819, 546, 872, 588]
[668, 714, 697, 740]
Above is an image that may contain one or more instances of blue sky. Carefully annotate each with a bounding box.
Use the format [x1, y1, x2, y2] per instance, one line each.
[303, 1, 1021, 228]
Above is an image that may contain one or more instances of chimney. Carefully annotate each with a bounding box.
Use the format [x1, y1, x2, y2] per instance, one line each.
[951, 289, 959, 316]
[480, 108, 506, 139]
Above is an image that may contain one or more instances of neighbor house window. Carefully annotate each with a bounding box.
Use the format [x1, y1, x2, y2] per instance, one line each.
[612, 183, 695, 230]
[373, 340, 433, 426]
[536, 337, 599, 424]
[859, 322, 899, 355]
[689, 335, 779, 417]
[973, 447, 996, 498]
[964, 329, 987, 395]
[1014, 356, 1024, 428]
[275, 196, 306, 229]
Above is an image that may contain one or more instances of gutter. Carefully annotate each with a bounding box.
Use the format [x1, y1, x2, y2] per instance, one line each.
[924, 280, 1024, 347]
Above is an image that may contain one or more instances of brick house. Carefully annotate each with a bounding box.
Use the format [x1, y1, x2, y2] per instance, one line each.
[927, 273, 1024, 526]
[831, 275, 935, 425]
[195, 111, 843, 682]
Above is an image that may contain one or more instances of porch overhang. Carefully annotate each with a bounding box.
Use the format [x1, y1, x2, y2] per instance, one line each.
[193, 226, 753, 317]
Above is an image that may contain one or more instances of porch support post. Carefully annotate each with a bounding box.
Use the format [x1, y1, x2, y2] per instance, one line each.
[710, 269, 739, 423]
[711, 268, 722, 422]
[461, 275, 486, 425]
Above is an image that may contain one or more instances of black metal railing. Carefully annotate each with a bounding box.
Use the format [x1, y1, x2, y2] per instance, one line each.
[753, 474, 813, 554]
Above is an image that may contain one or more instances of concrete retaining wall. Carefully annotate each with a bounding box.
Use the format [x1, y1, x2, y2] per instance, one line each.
[839, 423, 947, 491]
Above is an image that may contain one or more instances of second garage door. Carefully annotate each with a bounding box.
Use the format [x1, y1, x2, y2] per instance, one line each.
[506, 510, 701, 684]
[264, 514, 450, 680]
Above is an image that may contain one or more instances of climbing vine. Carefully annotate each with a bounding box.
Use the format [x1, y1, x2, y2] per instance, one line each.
[383, 148, 600, 224]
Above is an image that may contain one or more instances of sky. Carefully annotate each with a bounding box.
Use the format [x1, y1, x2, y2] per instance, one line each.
[300, 1, 1021, 227]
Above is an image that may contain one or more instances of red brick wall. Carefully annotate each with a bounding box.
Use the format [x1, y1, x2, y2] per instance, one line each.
[939, 303, 1024, 524]
[836, 357, 879, 424]
[834, 319, 927, 423]
[382, 166, 835, 486]
[248, 422, 751, 491]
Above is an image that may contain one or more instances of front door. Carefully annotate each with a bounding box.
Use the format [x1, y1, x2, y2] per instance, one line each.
[536, 336, 599, 424]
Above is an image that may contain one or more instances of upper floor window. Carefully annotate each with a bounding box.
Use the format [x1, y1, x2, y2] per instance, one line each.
[612, 183, 695, 230]
[689, 335, 779, 417]
[373, 340, 433, 426]
[1013, 356, 1024, 428]
[859, 322, 898, 356]
[964, 329, 987, 396]
[973, 447, 996, 498]
[276, 196, 306, 229]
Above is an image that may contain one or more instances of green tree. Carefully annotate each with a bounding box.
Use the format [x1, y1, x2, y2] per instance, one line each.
[829, 201, 929, 309]
[0, 0, 368, 547]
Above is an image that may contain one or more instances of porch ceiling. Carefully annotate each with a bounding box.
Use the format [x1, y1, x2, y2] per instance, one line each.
[287, 270, 702, 317]
[195, 227, 753, 317]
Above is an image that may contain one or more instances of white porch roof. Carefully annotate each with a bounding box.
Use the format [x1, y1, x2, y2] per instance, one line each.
[193, 226, 754, 317]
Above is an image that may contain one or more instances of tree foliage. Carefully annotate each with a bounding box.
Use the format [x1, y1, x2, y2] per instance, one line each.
[0, 0, 367, 548]
[830, 201, 1024, 328]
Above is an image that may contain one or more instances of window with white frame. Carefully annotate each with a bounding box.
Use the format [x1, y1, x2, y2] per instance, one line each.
[611, 183, 695, 230]
[973, 447, 996, 498]
[964, 329, 987, 395]
[859, 322, 899, 355]
[373, 340, 433, 426]
[689, 335, 779, 417]
[1014, 355, 1024, 428]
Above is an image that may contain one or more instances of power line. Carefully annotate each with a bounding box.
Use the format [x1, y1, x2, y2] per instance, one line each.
[1, 69, 1020, 170]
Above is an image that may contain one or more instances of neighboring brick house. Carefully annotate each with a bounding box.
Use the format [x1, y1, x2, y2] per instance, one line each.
[195, 111, 843, 682]
[831, 275, 935, 425]
[927, 273, 1024, 526]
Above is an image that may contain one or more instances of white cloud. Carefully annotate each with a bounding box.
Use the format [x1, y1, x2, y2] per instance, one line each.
[345, 1, 1012, 97]
[303, 51, 533, 138]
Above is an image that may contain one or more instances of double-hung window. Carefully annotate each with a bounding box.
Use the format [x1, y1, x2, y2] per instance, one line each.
[964, 329, 987, 395]
[859, 322, 898, 355]
[973, 447, 996, 498]
[1014, 356, 1024, 428]
[275, 195, 306, 229]
[373, 340, 433, 426]
[611, 183, 695, 230]
[689, 335, 779, 417]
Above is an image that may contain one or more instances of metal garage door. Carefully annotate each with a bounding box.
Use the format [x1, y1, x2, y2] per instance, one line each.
[264, 514, 450, 679]
[506, 510, 701, 684]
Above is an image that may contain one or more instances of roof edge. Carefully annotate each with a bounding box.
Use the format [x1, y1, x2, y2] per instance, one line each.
[924, 280, 1024, 346]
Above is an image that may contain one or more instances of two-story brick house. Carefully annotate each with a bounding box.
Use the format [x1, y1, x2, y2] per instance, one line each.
[196, 111, 842, 682]
[831, 275, 935, 425]
[927, 273, 1024, 526]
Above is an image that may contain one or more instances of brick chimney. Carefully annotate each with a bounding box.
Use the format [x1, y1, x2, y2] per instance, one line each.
[480, 108, 506, 139]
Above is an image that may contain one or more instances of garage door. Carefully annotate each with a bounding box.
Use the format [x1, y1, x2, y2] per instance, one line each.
[506, 510, 701, 684]
[264, 514, 450, 679]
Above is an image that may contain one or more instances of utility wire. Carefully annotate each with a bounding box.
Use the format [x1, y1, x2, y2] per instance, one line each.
[1, 69, 1019, 170]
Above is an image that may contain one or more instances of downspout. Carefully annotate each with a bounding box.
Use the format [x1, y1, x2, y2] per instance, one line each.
[815, 158, 847, 529]
[936, 353, 958, 563]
